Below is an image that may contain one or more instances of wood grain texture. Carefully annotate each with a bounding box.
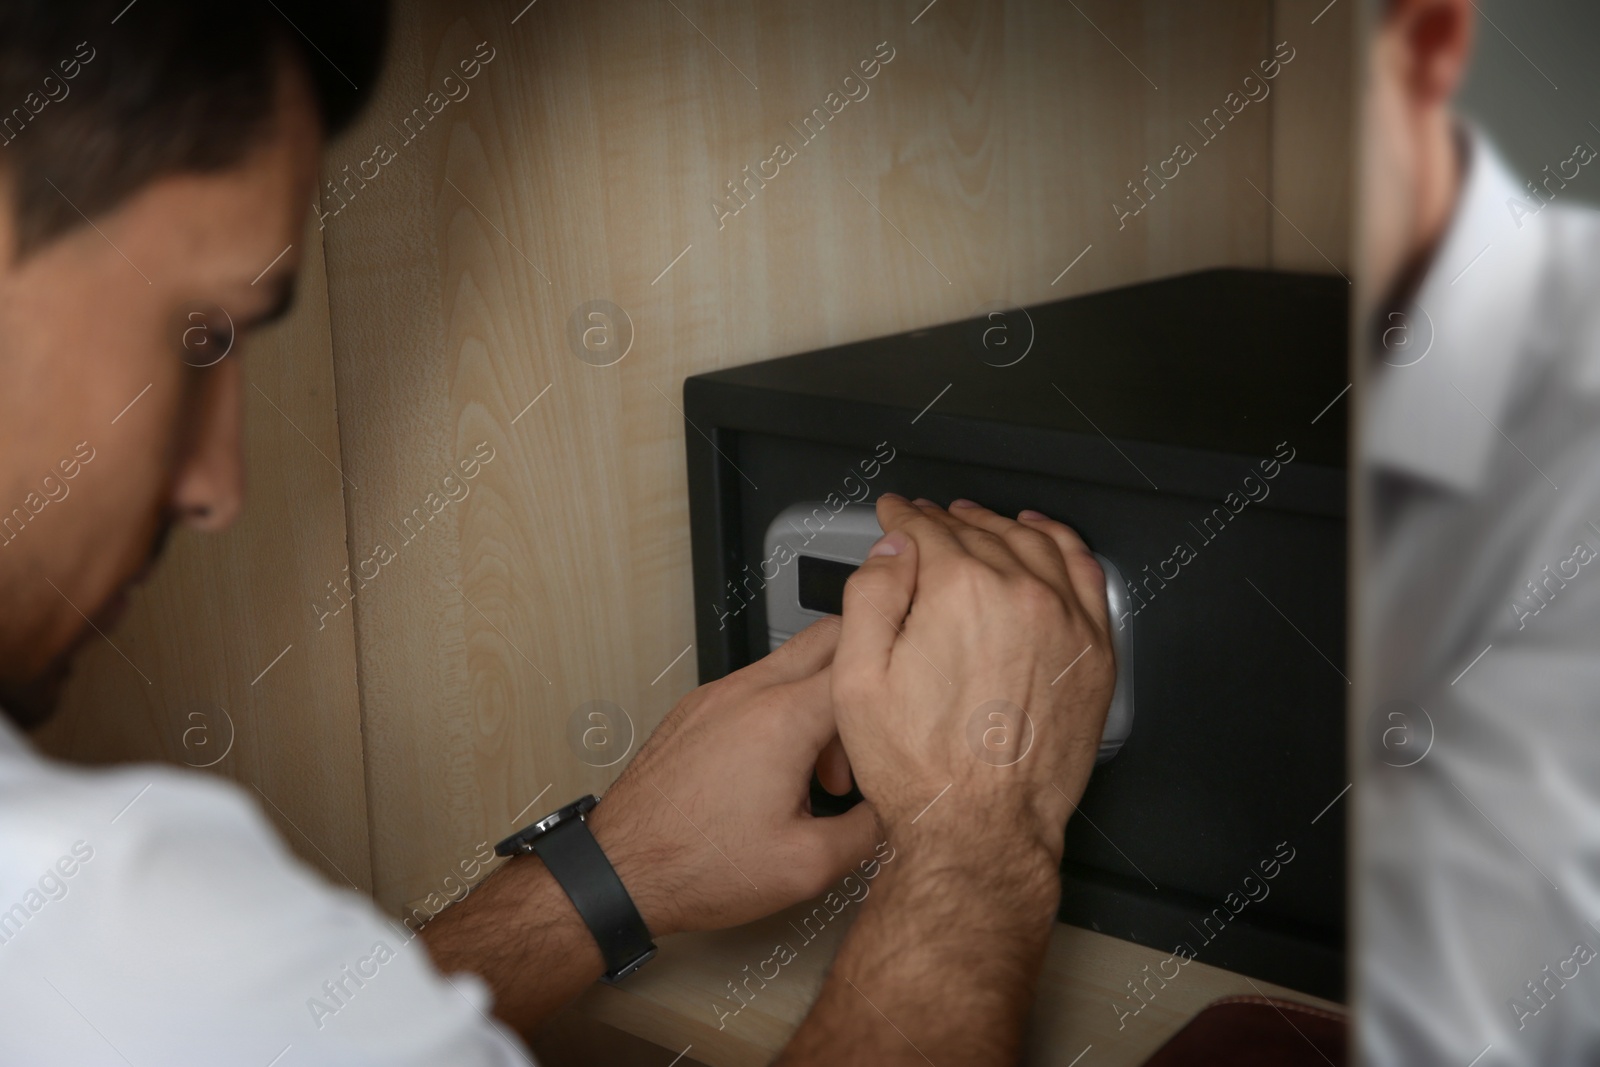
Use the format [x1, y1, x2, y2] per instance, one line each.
[573, 902, 1342, 1067]
[1270, 0, 1357, 273]
[532, 1010, 710, 1067]
[32, 214, 373, 891]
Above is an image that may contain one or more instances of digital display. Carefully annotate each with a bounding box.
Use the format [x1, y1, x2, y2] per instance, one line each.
[797, 554, 859, 615]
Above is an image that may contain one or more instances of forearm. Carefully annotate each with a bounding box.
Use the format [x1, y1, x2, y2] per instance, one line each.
[778, 830, 1062, 1066]
[419, 853, 605, 1035]
[412, 628, 882, 1040]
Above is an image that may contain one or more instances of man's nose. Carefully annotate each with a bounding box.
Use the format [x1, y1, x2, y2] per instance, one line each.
[169, 359, 245, 532]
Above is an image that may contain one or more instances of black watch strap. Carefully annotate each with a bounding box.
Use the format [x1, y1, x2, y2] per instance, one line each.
[511, 807, 656, 982]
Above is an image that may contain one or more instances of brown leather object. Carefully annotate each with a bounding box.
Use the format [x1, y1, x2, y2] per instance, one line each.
[1139, 995, 1347, 1067]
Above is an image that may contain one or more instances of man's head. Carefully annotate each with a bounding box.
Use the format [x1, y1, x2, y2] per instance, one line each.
[0, 2, 385, 724]
[1360, 0, 1475, 312]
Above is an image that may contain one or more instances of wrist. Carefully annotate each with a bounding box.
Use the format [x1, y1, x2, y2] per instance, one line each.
[884, 788, 1067, 869]
[584, 802, 681, 939]
[502, 853, 607, 970]
[886, 820, 1062, 919]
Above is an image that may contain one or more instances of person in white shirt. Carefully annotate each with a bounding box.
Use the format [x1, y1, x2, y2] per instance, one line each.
[0, 3, 1116, 1065]
[1358, 0, 1600, 1063]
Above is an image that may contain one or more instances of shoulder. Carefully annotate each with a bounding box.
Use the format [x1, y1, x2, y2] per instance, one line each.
[0, 743, 273, 889]
[1510, 202, 1600, 399]
[0, 747, 345, 991]
[1540, 204, 1600, 296]
[0, 746, 529, 1065]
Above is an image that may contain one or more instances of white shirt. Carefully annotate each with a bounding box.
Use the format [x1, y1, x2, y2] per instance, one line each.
[0, 712, 533, 1066]
[1360, 127, 1600, 1065]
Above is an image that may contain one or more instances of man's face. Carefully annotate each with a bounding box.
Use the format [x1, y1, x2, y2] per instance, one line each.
[0, 64, 322, 709]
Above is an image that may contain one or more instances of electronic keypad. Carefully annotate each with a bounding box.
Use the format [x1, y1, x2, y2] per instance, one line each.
[763, 502, 1135, 762]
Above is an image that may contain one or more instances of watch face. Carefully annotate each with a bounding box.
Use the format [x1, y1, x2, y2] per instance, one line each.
[495, 794, 600, 856]
[534, 794, 597, 835]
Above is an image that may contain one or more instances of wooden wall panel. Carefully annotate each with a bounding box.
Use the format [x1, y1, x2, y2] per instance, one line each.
[1270, 0, 1356, 272]
[33, 214, 373, 891]
[316, 0, 1348, 915]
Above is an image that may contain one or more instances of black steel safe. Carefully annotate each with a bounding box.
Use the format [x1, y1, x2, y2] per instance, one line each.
[681, 268, 1348, 1000]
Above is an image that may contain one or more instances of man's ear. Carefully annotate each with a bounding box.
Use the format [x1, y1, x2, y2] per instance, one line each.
[1393, 0, 1475, 108]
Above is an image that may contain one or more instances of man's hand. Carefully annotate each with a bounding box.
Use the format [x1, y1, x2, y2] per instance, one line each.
[780, 496, 1116, 1067]
[833, 496, 1115, 862]
[423, 617, 878, 1035]
[587, 616, 880, 938]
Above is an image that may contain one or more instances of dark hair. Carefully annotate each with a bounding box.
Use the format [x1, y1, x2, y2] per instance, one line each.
[0, 1, 388, 258]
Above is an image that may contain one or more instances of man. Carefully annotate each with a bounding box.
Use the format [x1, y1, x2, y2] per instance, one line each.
[1358, 0, 1600, 1062]
[0, 3, 1114, 1064]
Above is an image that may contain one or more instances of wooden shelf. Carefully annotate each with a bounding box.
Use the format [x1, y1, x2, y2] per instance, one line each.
[574, 905, 1341, 1067]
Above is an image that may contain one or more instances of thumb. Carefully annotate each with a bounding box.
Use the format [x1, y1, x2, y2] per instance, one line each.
[770, 667, 843, 754]
[749, 614, 841, 687]
[799, 800, 882, 883]
[833, 530, 918, 686]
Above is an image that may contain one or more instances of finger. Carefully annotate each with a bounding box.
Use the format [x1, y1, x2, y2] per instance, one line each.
[1016, 509, 1108, 627]
[749, 614, 841, 687]
[834, 522, 919, 684]
[815, 735, 853, 796]
[768, 672, 859, 797]
[773, 666, 845, 753]
[875, 495, 981, 573]
[946, 499, 1074, 593]
[904, 499, 1031, 578]
[797, 799, 881, 882]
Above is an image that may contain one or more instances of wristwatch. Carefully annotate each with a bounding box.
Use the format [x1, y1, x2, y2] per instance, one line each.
[494, 794, 657, 983]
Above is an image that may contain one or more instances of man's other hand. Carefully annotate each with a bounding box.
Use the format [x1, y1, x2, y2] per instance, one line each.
[831, 496, 1116, 871]
[586, 618, 879, 939]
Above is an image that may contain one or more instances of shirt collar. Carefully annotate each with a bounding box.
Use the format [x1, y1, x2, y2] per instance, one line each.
[1362, 125, 1550, 495]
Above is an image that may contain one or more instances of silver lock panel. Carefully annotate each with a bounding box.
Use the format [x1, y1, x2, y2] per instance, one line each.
[763, 502, 1135, 763]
